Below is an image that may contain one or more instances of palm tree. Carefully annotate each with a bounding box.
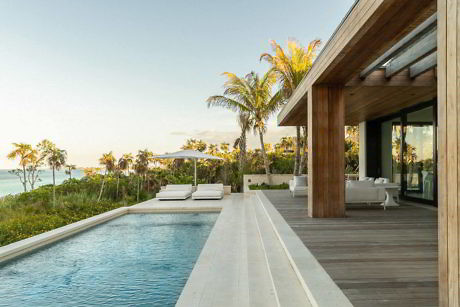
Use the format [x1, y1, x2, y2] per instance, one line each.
[134, 149, 153, 200]
[7, 143, 35, 192]
[65, 164, 77, 179]
[207, 71, 283, 182]
[27, 151, 44, 190]
[181, 139, 207, 152]
[98, 152, 116, 202]
[46, 148, 67, 207]
[220, 142, 230, 153]
[233, 113, 252, 186]
[119, 153, 134, 176]
[134, 150, 151, 201]
[261, 39, 321, 175]
[207, 144, 219, 156]
[115, 156, 132, 198]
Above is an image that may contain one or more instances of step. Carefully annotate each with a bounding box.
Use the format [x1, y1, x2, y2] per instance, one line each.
[253, 198, 313, 307]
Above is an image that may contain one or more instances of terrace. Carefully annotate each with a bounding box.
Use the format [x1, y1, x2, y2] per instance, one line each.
[261, 190, 438, 306]
[274, 0, 460, 305]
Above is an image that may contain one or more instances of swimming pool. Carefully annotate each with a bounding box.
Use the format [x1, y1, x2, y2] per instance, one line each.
[0, 213, 218, 306]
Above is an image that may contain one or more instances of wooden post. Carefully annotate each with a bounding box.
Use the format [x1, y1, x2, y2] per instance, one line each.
[307, 85, 345, 218]
[437, 0, 460, 306]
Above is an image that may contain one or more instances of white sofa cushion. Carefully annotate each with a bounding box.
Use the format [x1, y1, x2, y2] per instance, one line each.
[346, 187, 385, 203]
[192, 190, 224, 199]
[165, 184, 193, 192]
[348, 180, 374, 188]
[374, 178, 390, 184]
[196, 184, 224, 191]
[293, 176, 307, 187]
[156, 190, 192, 200]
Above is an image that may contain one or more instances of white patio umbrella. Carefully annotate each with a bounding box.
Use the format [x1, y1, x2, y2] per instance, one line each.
[154, 150, 223, 186]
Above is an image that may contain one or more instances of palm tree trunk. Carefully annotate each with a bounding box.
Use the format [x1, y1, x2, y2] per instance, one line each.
[238, 132, 247, 191]
[22, 165, 27, 192]
[116, 174, 120, 199]
[294, 126, 301, 176]
[136, 176, 140, 202]
[258, 129, 272, 184]
[52, 166, 56, 207]
[98, 171, 106, 202]
[299, 126, 308, 174]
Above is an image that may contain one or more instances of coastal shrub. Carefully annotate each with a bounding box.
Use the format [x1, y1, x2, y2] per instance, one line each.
[248, 183, 289, 190]
[0, 177, 154, 247]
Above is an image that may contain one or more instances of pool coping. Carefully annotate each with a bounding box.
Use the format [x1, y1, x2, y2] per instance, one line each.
[255, 191, 353, 307]
[0, 198, 222, 264]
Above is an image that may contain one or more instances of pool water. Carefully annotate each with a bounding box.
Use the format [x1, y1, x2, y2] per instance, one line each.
[0, 213, 218, 307]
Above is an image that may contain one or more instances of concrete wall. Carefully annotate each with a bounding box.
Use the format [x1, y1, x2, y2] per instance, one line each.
[243, 174, 295, 193]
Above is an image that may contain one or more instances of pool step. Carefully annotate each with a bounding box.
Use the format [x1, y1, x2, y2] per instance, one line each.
[253, 199, 313, 307]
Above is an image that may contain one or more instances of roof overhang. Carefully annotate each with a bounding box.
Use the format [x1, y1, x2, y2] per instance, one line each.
[278, 0, 437, 126]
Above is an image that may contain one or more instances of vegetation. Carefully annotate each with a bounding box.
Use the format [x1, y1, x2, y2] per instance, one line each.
[0, 177, 152, 246]
[207, 71, 284, 183]
[248, 183, 289, 190]
[1, 38, 361, 247]
[261, 39, 321, 176]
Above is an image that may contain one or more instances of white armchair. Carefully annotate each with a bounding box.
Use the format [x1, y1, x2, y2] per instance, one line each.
[289, 175, 308, 197]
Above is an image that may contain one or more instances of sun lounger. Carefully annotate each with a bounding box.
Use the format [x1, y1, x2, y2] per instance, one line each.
[156, 184, 193, 200]
[192, 184, 224, 200]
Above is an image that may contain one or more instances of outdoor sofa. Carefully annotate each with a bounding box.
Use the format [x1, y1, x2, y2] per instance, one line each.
[345, 180, 386, 204]
[156, 184, 193, 200]
[192, 184, 224, 200]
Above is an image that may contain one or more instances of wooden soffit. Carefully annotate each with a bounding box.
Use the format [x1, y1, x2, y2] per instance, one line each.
[278, 0, 436, 126]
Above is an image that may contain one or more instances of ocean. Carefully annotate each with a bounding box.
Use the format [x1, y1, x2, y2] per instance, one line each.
[0, 169, 84, 197]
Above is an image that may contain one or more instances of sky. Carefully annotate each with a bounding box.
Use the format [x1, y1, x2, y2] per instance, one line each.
[0, 0, 355, 168]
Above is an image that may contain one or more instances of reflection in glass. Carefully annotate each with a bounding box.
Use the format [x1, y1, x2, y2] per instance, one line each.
[404, 107, 434, 201]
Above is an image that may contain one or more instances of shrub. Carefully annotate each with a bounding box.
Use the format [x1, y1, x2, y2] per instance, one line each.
[248, 183, 289, 190]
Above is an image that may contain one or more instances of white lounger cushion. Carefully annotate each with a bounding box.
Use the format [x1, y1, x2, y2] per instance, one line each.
[156, 184, 193, 200]
[164, 184, 193, 191]
[192, 184, 224, 200]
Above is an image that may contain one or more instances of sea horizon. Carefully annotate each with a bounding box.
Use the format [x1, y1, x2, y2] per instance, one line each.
[0, 169, 84, 197]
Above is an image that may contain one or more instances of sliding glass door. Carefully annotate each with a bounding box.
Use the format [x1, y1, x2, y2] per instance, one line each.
[378, 102, 437, 205]
[402, 106, 435, 202]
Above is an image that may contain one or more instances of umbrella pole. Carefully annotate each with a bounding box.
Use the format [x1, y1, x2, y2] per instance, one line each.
[194, 158, 197, 187]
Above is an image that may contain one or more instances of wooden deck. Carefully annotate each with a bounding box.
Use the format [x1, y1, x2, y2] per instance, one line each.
[262, 190, 438, 307]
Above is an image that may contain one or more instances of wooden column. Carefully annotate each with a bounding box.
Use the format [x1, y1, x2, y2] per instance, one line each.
[438, 0, 460, 306]
[307, 85, 345, 218]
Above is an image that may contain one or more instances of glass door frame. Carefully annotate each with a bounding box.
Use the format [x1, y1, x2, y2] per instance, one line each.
[401, 101, 437, 205]
[368, 99, 437, 206]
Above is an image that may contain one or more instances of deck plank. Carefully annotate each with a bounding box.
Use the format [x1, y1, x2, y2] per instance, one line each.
[262, 190, 438, 307]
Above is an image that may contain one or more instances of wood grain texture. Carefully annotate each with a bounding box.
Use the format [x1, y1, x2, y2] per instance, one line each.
[263, 190, 438, 307]
[307, 85, 345, 218]
[437, 0, 448, 304]
[438, 0, 460, 306]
